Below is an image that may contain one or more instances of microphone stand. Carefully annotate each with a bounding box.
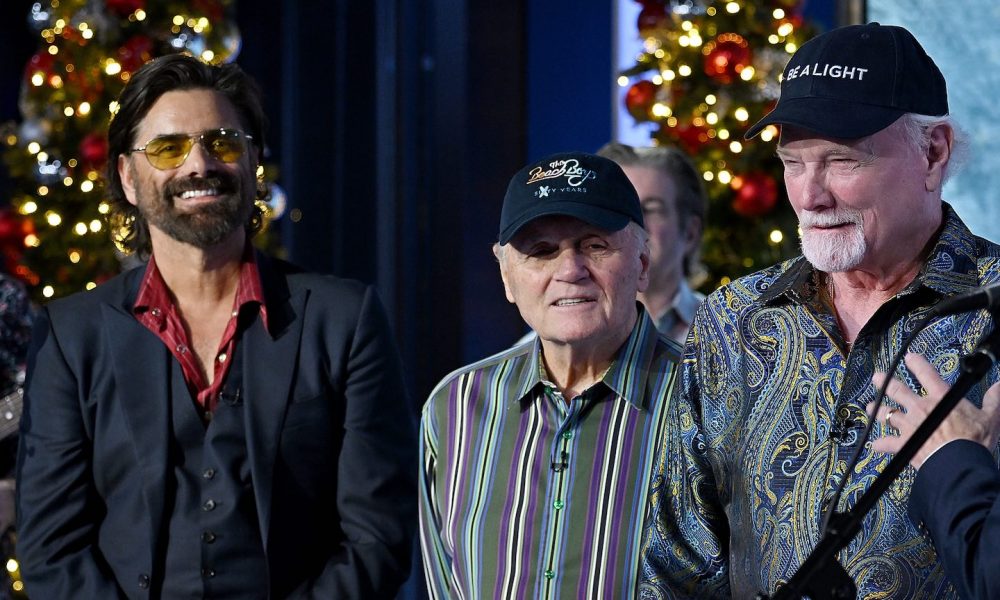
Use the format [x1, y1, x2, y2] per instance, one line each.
[760, 322, 1000, 600]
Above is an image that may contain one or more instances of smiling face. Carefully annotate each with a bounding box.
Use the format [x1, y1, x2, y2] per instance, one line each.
[496, 215, 649, 352]
[118, 88, 257, 250]
[776, 121, 941, 274]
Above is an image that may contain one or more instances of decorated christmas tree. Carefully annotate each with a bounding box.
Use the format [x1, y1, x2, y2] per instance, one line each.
[620, 0, 821, 289]
[1, 0, 282, 304]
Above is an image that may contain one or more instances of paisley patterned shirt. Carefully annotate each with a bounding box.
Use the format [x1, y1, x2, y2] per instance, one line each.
[639, 204, 1000, 599]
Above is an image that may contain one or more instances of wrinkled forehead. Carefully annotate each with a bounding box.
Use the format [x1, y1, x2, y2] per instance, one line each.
[134, 89, 245, 141]
[509, 214, 620, 245]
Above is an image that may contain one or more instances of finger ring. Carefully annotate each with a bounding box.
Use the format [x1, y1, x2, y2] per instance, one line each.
[885, 408, 897, 430]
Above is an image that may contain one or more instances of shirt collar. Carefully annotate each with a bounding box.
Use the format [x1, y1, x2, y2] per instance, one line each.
[669, 279, 703, 327]
[758, 202, 981, 306]
[133, 239, 269, 331]
[512, 303, 660, 411]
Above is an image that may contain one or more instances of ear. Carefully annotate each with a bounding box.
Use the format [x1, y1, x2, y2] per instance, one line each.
[682, 215, 702, 257]
[636, 240, 651, 294]
[118, 154, 140, 207]
[924, 123, 952, 193]
[493, 243, 516, 304]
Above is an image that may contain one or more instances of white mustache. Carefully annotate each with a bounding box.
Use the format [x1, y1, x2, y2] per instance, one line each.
[799, 210, 863, 228]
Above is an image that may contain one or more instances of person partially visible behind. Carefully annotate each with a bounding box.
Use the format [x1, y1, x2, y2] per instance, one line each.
[0, 272, 31, 578]
[870, 353, 1000, 600]
[640, 22, 1000, 598]
[16, 54, 416, 598]
[597, 142, 706, 344]
[419, 151, 681, 598]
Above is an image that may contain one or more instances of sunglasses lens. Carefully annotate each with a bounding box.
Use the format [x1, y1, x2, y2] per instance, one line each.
[203, 130, 246, 163]
[144, 135, 193, 169]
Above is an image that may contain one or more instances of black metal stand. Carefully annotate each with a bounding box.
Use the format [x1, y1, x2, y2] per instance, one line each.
[758, 323, 1000, 600]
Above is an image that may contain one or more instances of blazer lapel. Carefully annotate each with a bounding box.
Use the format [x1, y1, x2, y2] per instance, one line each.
[102, 300, 170, 551]
[242, 256, 306, 548]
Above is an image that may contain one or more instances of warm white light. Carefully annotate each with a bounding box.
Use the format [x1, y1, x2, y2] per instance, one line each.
[652, 103, 672, 118]
[729, 141, 744, 153]
[734, 107, 750, 121]
[42, 286, 55, 298]
[718, 170, 733, 184]
[770, 230, 784, 244]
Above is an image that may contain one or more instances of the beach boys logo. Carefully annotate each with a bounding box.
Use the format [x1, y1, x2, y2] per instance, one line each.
[527, 158, 597, 189]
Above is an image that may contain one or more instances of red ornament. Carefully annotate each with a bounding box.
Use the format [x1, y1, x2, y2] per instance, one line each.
[117, 35, 154, 73]
[674, 122, 710, 153]
[79, 133, 108, 167]
[637, 3, 668, 34]
[732, 172, 779, 217]
[105, 0, 145, 17]
[23, 51, 55, 81]
[625, 80, 658, 121]
[704, 34, 752, 84]
[0, 209, 31, 251]
[192, 0, 226, 22]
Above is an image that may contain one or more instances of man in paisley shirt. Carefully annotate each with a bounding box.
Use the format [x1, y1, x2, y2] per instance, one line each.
[640, 23, 1000, 598]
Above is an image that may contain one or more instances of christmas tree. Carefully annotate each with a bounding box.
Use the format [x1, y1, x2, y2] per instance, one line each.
[0, 0, 282, 304]
[620, 0, 821, 289]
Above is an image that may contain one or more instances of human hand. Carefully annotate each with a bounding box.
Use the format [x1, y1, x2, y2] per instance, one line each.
[868, 353, 1000, 469]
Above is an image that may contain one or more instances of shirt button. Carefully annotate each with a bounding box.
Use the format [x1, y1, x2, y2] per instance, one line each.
[544, 569, 555, 580]
[561, 431, 574, 440]
[201, 567, 216, 579]
[138, 573, 150, 589]
[202, 499, 216, 511]
[203, 468, 215, 480]
[150, 308, 161, 317]
[202, 530, 216, 543]
[553, 499, 564, 510]
[176, 344, 188, 354]
[217, 352, 227, 363]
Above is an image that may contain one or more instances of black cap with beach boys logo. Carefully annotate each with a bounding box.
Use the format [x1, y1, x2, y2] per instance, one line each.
[745, 23, 948, 139]
[498, 151, 644, 245]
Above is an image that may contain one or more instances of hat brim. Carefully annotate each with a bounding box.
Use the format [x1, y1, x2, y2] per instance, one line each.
[498, 201, 633, 245]
[744, 96, 906, 140]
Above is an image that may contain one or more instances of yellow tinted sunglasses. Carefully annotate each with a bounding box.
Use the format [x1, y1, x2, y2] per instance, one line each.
[129, 128, 254, 170]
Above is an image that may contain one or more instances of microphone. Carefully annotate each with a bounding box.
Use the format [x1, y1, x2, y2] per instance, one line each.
[931, 283, 1000, 317]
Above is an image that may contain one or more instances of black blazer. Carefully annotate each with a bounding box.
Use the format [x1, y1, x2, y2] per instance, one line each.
[16, 253, 417, 599]
[910, 439, 1000, 600]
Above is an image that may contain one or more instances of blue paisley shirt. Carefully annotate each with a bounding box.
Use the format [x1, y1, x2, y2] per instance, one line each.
[640, 204, 1000, 599]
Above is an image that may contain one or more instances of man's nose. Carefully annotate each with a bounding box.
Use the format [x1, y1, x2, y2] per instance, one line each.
[553, 248, 589, 281]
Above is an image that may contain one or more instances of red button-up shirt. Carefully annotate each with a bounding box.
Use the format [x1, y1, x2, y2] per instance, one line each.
[132, 244, 268, 414]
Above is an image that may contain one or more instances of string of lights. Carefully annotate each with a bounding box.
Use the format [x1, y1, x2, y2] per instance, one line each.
[619, 0, 820, 288]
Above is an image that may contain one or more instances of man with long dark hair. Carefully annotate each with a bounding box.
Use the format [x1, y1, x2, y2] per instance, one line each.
[16, 54, 416, 598]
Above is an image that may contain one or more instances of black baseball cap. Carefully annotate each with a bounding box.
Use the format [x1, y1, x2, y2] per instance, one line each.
[498, 151, 644, 245]
[745, 23, 948, 139]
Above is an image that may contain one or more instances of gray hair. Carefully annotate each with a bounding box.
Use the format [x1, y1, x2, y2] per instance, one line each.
[895, 113, 969, 183]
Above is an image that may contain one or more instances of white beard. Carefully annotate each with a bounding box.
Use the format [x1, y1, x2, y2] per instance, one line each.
[799, 209, 866, 273]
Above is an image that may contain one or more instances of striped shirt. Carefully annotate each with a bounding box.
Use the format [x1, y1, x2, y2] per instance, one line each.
[419, 307, 680, 599]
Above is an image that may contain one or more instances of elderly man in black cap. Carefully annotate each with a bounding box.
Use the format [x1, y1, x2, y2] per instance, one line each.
[639, 23, 1000, 598]
[418, 152, 681, 598]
